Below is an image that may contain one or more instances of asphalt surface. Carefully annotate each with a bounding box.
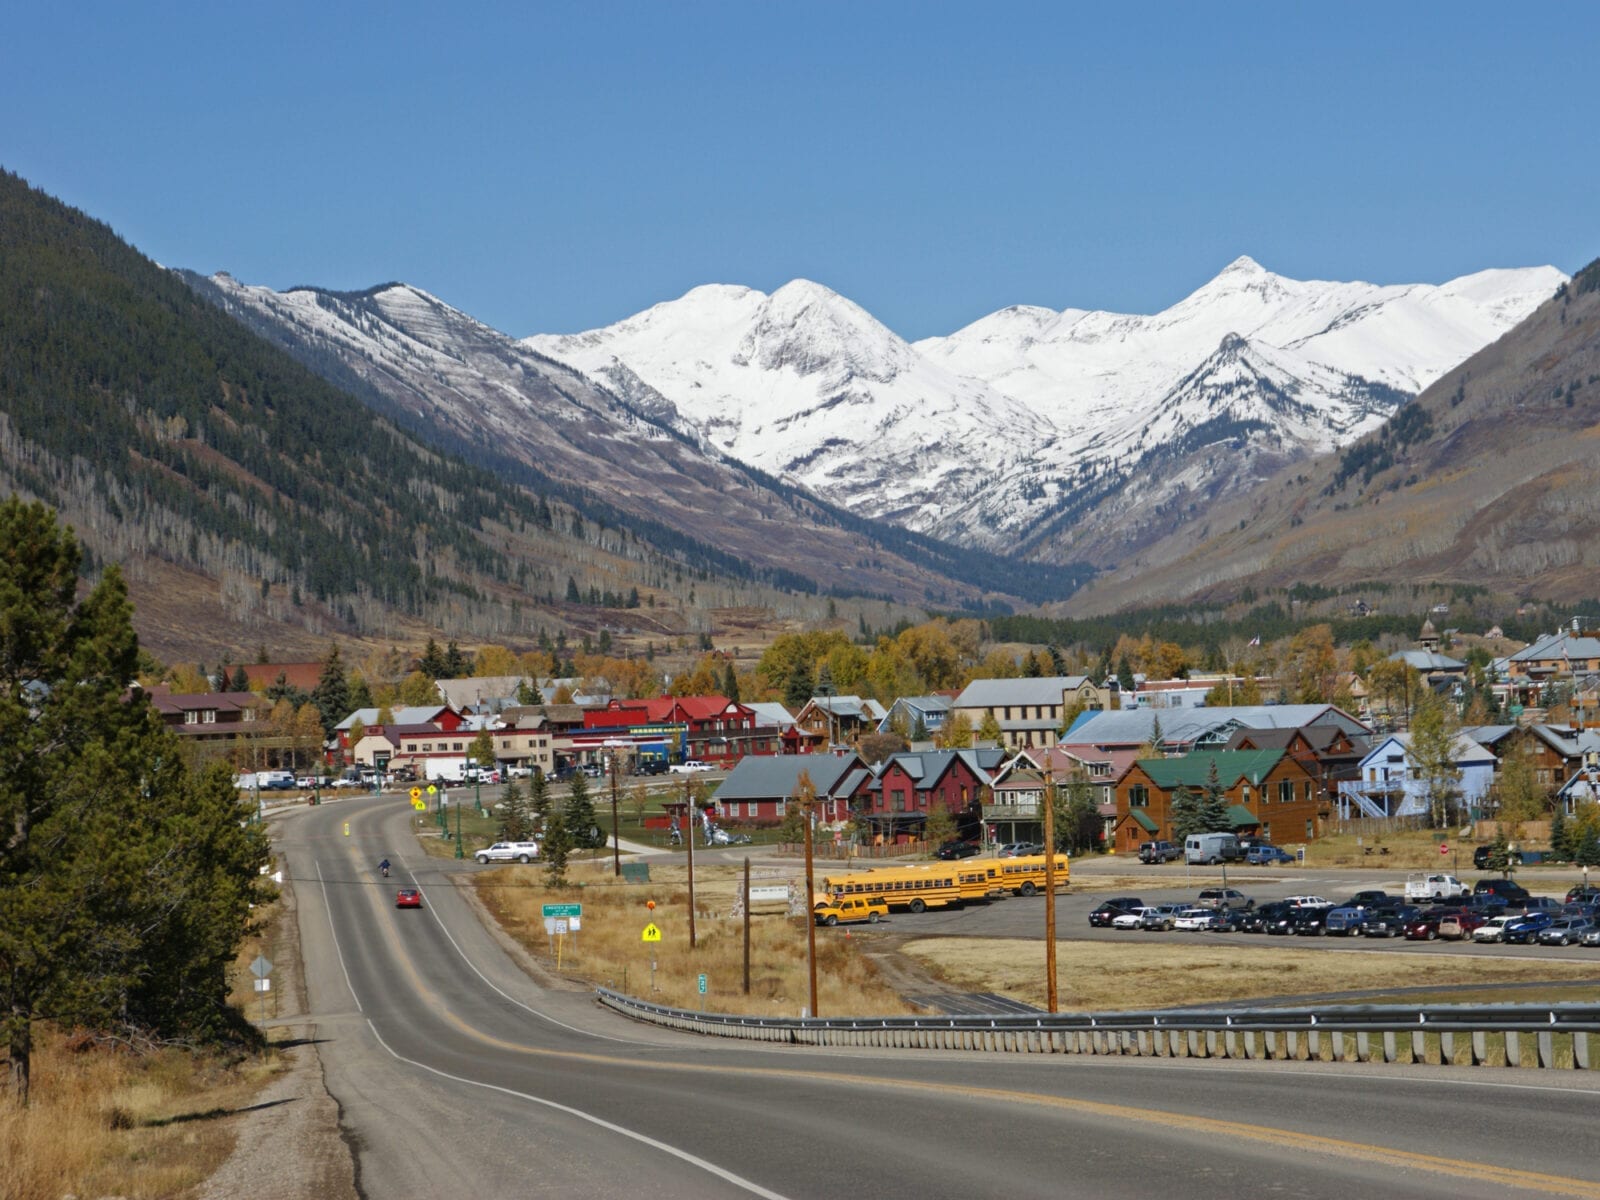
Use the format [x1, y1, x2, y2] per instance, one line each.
[276, 795, 1600, 1200]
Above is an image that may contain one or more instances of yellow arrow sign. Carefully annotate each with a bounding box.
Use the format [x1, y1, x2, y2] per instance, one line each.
[641, 923, 662, 943]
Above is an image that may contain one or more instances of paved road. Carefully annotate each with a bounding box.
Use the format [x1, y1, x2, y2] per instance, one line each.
[275, 796, 1600, 1199]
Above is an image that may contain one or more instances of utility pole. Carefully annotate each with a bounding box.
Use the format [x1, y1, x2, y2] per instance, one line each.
[798, 769, 820, 1018]
[608, 748, 622, 877]
[743, 855, 752, 995]
[1042, 768, 1059, 1014]
[685, 778, 698, 949]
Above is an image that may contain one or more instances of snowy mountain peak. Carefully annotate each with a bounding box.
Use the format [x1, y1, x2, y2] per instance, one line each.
[734, 279, 913, 382]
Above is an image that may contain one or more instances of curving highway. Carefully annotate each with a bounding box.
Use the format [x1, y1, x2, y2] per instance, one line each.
[277, 795, 1600, 1199]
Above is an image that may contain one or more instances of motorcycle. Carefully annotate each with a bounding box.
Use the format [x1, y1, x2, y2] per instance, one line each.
[380, 861, 391, 878]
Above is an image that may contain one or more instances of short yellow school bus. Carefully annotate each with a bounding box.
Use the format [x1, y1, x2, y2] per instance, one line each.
[991, 853, 1070, 896]
[821, 866, 963, 914]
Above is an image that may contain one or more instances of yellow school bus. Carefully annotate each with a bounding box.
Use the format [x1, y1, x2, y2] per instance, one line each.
[991, 853, 1070, 896]
[954, 863, 1003, 901]
[821, 866, 964, 913]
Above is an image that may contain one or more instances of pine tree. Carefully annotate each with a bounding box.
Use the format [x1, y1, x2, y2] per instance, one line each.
[444, 639, 470, 677]
[229, 664, 251, 692]
[1199, 759, 1232, 832]
[498, 780, 531, 841]
[311, 644, 350, 738]
[785, 660, 815, 709]
[1169, 785, 1206, 839]
[517, 677, 545, 705]
[528, 768, 551, 827]
[563, 771, 602, 848]
[1550, 803, 1571, 861]
[721, 660, 740, 703]
[542, 808, 573, 887]
[419, 637, 447, 678]
[0, 499, 268, 1104]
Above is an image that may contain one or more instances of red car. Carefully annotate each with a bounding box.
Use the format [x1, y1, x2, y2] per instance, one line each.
[395, 888, 423, 909]
[1405, 908, 1461, 941]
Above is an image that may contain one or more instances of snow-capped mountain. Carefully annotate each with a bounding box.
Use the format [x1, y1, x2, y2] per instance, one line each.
[529, 257, 1564, 555]
[529, 280, 1054, 529]
[182, 272, 1030, 604]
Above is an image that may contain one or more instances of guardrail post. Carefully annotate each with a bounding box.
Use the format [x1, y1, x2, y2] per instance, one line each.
[1411, 1031, 1427, 1063]
[1538, 1031, 1557, 1069]
[1355, 1032, 1371, 1062]
[1578, 1033, 1593, 1070]
[1504, 1030, 1522, 1067]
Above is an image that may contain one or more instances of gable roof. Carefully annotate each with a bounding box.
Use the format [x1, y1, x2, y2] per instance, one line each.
[712, 754, 862, 801]
[336, 705, 450, 730]
[1359, 732, 1498, 767]
[1066, 705, 1369, 746]
[1132, 750, 1287, 790]
[744, 702, 796, 728]
[954, 676, 1091, 708]
[1507, 631, 1600, 663]
[1389, 649, 1467, 671]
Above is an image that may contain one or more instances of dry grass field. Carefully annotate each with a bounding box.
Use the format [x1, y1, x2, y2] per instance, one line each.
[0, 893, 299, 1200]
[0, 1031, 282, 1200]
[474, 860, 918, 1017]
[901, 938, 1600, 1012]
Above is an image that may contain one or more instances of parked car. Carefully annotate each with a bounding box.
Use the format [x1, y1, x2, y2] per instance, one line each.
[634, 759, 669, 776]
[1138, 840, 1181, 864]
[475, 841, 541, 864]
[1237, 900, 1291, 934]
[1089, 898, 1146, 928]
[669, 759, 712, 774]
[935, 840, 982, 860]
[1405, 873, 1469, 902]
[579, 763, 604, 778]
[1473, 878, 1531, 903]
[1537, 917, 1595, 946]
[388, 765, 418, 783]
[1438, 910, 1491, 940]
[1173, 907, 1218, 931]
[1580, 925, 1600, 948]
[999, 841, 1045, 858]
[1404, 908, 1462, 940]
[1362, 905, 1423, 938]
[1472, 915, 1520, 943]
[1245, 844, 1295, 865]
[395, 888, 423, 909]
[1475, 845, 1550, 869]
[813, 896, 888, 926]
[1503, 912, 1557, 944]
[1196, 887, 1253, 910]
[1293, 906, 1333, 935]
[1139, 903, 1187, 931]
[1112, 907, 1155, 930]
[1566, 885, 1600, 905]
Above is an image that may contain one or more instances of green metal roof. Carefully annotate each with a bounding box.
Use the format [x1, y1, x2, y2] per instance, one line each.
[1226, 804, 1257, 828]
[1128, 809, 1158, 832]
[1133, 750, 1285, 790]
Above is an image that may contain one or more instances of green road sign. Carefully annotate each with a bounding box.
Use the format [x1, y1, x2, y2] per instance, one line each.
[542, 902, 583, 918]
[698, 973, 707, 994]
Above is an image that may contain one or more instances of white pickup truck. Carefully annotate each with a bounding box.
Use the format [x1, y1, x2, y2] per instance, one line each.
[1405, 872, 1469, 902]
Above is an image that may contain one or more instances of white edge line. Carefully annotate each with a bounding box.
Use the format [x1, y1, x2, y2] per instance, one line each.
[365, 1018, 792, 1200]
[420, 872, 644, 1046]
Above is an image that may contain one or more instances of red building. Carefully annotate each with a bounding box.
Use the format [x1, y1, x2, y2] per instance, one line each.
[583, 695, 767, 766]
[863, 749, 1006, 841]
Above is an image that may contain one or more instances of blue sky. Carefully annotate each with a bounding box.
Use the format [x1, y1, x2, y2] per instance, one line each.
[5, 3, 1596, 340]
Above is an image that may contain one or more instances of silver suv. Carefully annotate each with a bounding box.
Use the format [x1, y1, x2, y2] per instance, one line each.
[1196, 887, 1253, 910]
[475, 841, 540, 864]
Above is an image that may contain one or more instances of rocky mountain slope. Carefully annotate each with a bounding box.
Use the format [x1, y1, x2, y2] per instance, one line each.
[1064, 256, 1600, 612]
[186, 274, 1089, 608]
[529, 258, 1563, 558]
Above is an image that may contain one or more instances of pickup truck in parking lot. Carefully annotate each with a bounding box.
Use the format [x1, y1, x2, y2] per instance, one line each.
[1405, 873, 1469, 902]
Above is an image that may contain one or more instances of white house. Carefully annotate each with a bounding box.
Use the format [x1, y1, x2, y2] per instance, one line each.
[1336, 732, 1496, 820]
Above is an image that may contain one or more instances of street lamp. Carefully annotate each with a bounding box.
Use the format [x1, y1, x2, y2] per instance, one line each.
[454, 798, 464, 859]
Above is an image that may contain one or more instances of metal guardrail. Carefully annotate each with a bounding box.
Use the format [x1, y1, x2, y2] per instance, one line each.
[594, 988, 1600, 1069]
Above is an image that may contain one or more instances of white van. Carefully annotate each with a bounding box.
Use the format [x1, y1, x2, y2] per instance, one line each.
[255, 770, 296, 791]
[1185, 832, 1241, 865]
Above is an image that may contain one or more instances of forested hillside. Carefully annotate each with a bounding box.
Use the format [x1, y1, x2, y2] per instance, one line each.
[0, 170, 879, 659]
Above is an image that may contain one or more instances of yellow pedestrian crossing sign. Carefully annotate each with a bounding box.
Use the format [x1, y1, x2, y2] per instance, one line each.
[641, 923, 662, 943]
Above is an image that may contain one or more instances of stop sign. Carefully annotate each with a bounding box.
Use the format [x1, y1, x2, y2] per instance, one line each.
[1439, 843, 1450, 856]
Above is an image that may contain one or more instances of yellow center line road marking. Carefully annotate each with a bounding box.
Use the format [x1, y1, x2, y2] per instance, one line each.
[382, 958, 1600, 1199]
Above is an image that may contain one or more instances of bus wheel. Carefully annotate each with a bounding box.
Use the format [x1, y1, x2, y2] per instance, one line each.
[1020, 881, 1037, 896]
[909, 898, 926, 914]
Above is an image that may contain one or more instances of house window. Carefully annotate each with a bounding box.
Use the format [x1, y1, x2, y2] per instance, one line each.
[1304, 781, 1314, 803]
[1129, 785, 1149, 808]
[1277, 780, 1293, 805]
[1242, 785, 1251, 806]
[203, 709, 216, 724]
[184, 710, 198, 724]
[1305, 819, 1315, 838]
[892, 789, 907, 812]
